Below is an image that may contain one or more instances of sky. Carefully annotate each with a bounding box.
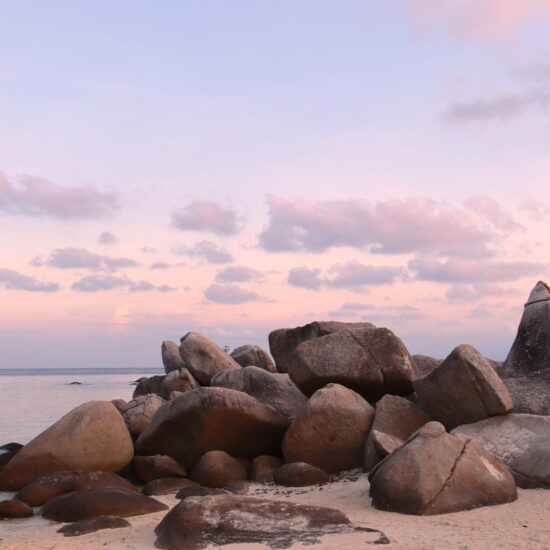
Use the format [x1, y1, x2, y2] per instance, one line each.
[1, 1, 549, 368]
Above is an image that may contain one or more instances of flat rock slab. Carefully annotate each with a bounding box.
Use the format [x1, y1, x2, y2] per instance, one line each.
[452, 414, 550, 488]
[154, 493, 388, 549]
[42, 488, 167, 522]
[57, 515, 131, 537]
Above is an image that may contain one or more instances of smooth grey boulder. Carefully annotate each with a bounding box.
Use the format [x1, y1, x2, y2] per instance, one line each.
[369, 422, 517, 515]
[122, 394, 166, 438]
[363, 395, 431, 472]
[269, 321, 375, 373]
[452, 414, 550, 488]
[231, 344, 277, 373]
[499, 281, 550, 415]
[283, 384, 374, 473]
[286, 326, 416, 400]
[135, 387, 288, 470]
[162, 340, 187, 374]
[210, 366, 307, 420]
[413, 345, 513, 430]
[179, 332, 240, 385]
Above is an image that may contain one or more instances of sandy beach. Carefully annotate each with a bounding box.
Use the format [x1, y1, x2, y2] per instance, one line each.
[1, 473, 549, 550]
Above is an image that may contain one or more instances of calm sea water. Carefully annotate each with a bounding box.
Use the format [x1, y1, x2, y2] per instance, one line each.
[0, 368, 163, 445]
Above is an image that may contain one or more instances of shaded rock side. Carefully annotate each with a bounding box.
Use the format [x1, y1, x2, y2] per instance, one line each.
[122, 394, 166, 439]
[189, 450, 248, 488]
[162, 340, 187, 374]
[133, 455, 187, 483]
[231, 344, 277, 373]
[273, 462, 330, 487]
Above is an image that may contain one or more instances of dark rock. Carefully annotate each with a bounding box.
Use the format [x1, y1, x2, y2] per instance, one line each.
[178, 332, 240, 385]
[210, 366, 307, 420]
[0, 499, 33, 519]
[122, 394, 166, 438]
[162, 368, 200, 397]
[175, 486, 228, 500]
[135, 387, 288, 470]
[369, 422, 517, 515]
[57, 515, 131, 537]
[190, 450, 248, 488]
[499, 281, 550, 415]
[42, 488, 167, 522]
[154, 494, 386, 549]
[133, 375, 166, 399]
[286, 326, 415, 400]
[142, 478, 199, 496]
[0, 442, 23, 471]
[363, 395, 431, 472]
[452, 413, 550, 488]
[133, 455, 187, 483]
[273, 462, 330, 487]
[413, 345, 513, 430]
[15, 470, 137, 507]
[231, 345, 277, 373]
[251, 455, 283, 483]
[223, 480, 257, 494]
[0, 401, 134, 491]
[283, 384, 374, 473]
[162, 340, 187, 374]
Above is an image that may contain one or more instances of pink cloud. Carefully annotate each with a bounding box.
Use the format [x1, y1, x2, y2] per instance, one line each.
[0, 268, 59, 292]
[170, 200, 239, 235]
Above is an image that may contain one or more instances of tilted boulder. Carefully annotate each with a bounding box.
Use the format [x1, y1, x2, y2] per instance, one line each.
[42, 488, 167, 522]
[122, 394, 166, 438]
[0, 401, 134, 491]
[283, 384, 374, 473]
[210, 366, 307, 420]
[231, 344, 277, 373]
[499, 281, 550, 415]
[273, 462, 330, 487]
[162, 368, 200, 397]
[452, 414, 550, 488]
[135, 387, 288, 470]
[154, 493, 386, 549]
[269, 321, 375, 373]
[286, 326, 415, 400]
[369, 422, 517, 515]
[178, 332, 240, 385]
[132, 455, 187, 483]
[363, 395, 431, 472]
[162, 340, 187, 374]
[413, 345, 513, 430]
[190, 450, 248, 488]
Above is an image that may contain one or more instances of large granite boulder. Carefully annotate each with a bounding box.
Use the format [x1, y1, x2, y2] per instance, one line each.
[273, 462, 330, 487]
[154, 494, 386, 549]
[132, 455, 187, 483]
[135, 387, 288, 470]
[499, 281, 550, 415]
[0, 401, 134, 490]
[162, 368, 200, 397]
[231, 344, 277, 373]
[369, 422, 517, 515]
[283, 384, 374, 473]
[178, 332, 240, 385]
[210, 366, 307, 420]
[452, 414, 550, 488]
[363, 395, 431, 472]
[413, 345, 513, 430]
[269, 321, 375, 373]
[122, 394, 166, 438]
[42, 488, 167, 522]
[162, 340, 187, 374]
[15, 471, 137, 506]
[285, 326, 416, 400]
[190, 450, 248, 488]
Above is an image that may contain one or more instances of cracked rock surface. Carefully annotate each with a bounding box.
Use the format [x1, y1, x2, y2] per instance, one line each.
[369, 421, 517, 515]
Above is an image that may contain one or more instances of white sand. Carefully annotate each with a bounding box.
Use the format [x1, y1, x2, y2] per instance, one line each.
[1, 475, 549, 549]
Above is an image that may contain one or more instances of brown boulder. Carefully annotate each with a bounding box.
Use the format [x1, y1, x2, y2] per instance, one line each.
[363, 395, 431, 472]
[135, 387, 288, 470]
[162, 368, 200, 397]
[41, 488, 167, 522]
[210, 366, 307, 420]
[412, 355, 440, 377]
[57, 515, 131, 537]
[122, 394, 165, 438]
[175, 486, 228, 500]
[178, 332, 240, 385]
[162, 340, 187, 374]
[273, 462, 330, 487]
[251, 455, 283, 483]
[133, 375, 166, 399]
[283, 384, 374, 473]
[190, 450, 248, 488]
[231, 344, 277, 372]
[0, 442, 23, 471]
[16, 470, 137, 506]
[413, 345, 513, 430]
[133, 455, 187, 483]
[369, 422, 517, 515]
[0, 401, 134, 491]
[0, 499, 33, 519]
[142, 478, 198, 496]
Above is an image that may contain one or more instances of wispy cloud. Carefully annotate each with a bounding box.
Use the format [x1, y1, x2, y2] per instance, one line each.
[0, 173, 118, 219]
[215, 265, 264, 283]
[98, 231, 118, 245]
[32, 248, 139, 272]
[329, 301, 426, 321]
[150, 261, 171, 270]
[0, 268, 59, 292]
[171, 240, 233, 264]
[445, 283, 521, 303]
[171, 201, 239, 235]
[204, 283, 265, 304]
[71, 275, 175, 293]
